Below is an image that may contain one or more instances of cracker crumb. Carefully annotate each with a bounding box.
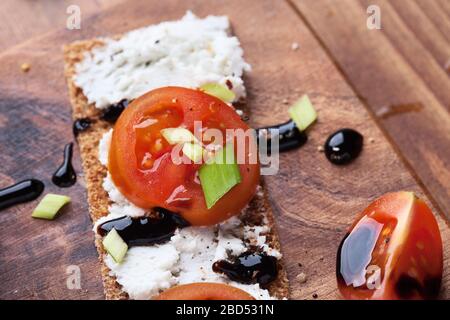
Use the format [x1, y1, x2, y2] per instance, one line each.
[282, 98, 289, 105]
[20, 63, 31, 73]
[291, 42, 300, 51]
[296, 272, 307, 283]
[317, 145, 324, 152]
[369, 137, 375, 143]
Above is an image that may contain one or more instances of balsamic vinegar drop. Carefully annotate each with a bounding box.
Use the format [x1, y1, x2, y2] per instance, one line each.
[52, 142, 77, 187]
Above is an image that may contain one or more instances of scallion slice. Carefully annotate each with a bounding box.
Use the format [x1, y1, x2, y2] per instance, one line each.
[31, 194, 71, 220]
[199, 83, 236, 103]
[288, 94, 317, 131]
[182, 142, 204, 163]
[161, 127, 198, 145]
[102, 228, 128, 263]
[199, 143, 241, 209]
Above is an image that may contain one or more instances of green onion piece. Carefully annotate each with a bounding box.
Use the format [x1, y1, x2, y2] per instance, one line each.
[161, 127, 198, 145]
[102, 228, 128, 263]
[182, 142, 204, 162]
[199, 143, 241, 209]
[288, 94, 317, 131]
[199, 83, 236, 103]
[31, 194, 71, 220]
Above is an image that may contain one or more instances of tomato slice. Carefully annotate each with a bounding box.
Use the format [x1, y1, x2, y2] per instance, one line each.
[336, 192, 443, 300]
[155, 283, 255, 300]
[109, 87, 260, 226]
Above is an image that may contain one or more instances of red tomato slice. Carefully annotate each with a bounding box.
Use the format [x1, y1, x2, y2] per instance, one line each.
[155, 283, 255, 300]
[109, 87, 260, 226]
[337, 192, 443, 300]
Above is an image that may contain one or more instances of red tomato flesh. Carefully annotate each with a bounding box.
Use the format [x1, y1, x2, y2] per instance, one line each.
[155, 283, 255, 300]
[337, 192, 443, 300]
[108, 87, 260, 226]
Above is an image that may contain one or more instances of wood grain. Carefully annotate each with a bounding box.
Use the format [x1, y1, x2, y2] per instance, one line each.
[290, 0, 450, 219]
[0, 0, 122, 52]
[0, 0, 448, 299]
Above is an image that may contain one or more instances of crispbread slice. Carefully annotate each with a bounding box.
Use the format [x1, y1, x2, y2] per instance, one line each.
[63, 39, 289, 300]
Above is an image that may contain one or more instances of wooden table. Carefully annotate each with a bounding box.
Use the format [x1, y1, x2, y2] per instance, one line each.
[0, 0, 448, 300]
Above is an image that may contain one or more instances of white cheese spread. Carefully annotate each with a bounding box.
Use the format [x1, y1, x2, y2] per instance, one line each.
[74, 11, 250, 109]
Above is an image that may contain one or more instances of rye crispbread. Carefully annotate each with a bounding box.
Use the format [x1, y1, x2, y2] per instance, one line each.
[63, 38, 289, 300]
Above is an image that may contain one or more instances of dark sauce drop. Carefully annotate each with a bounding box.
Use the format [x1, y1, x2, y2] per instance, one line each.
[73, 118, 92, 136]
[212, 252, 278, 286]
[52, 142, 77, 187]
[256, 120, 307, 153]
[324, 128, 363, 165]
[97, 208, 189, 246]
[0, 179, 44, 211]
[101, 99, 130, 123]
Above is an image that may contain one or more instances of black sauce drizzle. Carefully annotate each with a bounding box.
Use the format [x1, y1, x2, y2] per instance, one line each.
[212, 251, 278, 286]
[256, 120, 307, 153]
[73, 118, 92, 136]
[97, 208, 189, 246]
[52, 142, 77, 187]
[101, 99, 130, 123]
[0, 179, 44, 211]
[324, 128, 363, 165]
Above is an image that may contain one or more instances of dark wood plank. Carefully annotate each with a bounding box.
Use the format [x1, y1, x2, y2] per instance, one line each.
[291, 0, 450, 219]
[0, 0, 448, 299]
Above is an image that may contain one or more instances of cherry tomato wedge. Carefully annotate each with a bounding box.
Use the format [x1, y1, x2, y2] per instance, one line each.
[155, 283, 255, 300]
[337, 192, 443, 300]
[109, 87, 260, 226]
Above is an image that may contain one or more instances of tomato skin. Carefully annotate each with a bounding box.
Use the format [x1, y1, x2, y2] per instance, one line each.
[109, 87, 260, 226]
[337, 192, 443, 300]
[155, 283, 255, 300]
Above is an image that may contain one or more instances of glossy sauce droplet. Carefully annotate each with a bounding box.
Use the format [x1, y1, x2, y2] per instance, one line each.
[0, 179, 44, 211]
[256, 119, 307, 153]
[52, 142, 77, 187]
[324, 128, 363, 165]
[73, 118, 92, 136]
[97, 208, 189, 246]
[212, 252, 278, 286]
[101, 99, 130, 123]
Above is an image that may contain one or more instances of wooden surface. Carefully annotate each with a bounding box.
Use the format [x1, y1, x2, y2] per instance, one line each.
[0, 0, 448, 300]
[290, 0, 450, 218]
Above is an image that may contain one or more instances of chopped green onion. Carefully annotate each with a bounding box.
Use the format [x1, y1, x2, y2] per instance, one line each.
[199, 143, 241, 209]
[200, 83, 236, 103]
[102, 228, 128, 263]
[31, 194, 71, 220]
[182, 142, 204, 162]
[288, 94, 317, 131]
[161, 127, 198, 145]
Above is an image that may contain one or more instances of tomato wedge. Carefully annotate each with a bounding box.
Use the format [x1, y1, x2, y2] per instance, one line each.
[109, 87, 260, 226]
[155, 283, 255, 300]
[337, 192, 443, 300]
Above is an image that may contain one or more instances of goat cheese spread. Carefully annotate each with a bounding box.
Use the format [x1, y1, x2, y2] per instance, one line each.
[74, 11, 250, 109]
[78, 12, 279, 300]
